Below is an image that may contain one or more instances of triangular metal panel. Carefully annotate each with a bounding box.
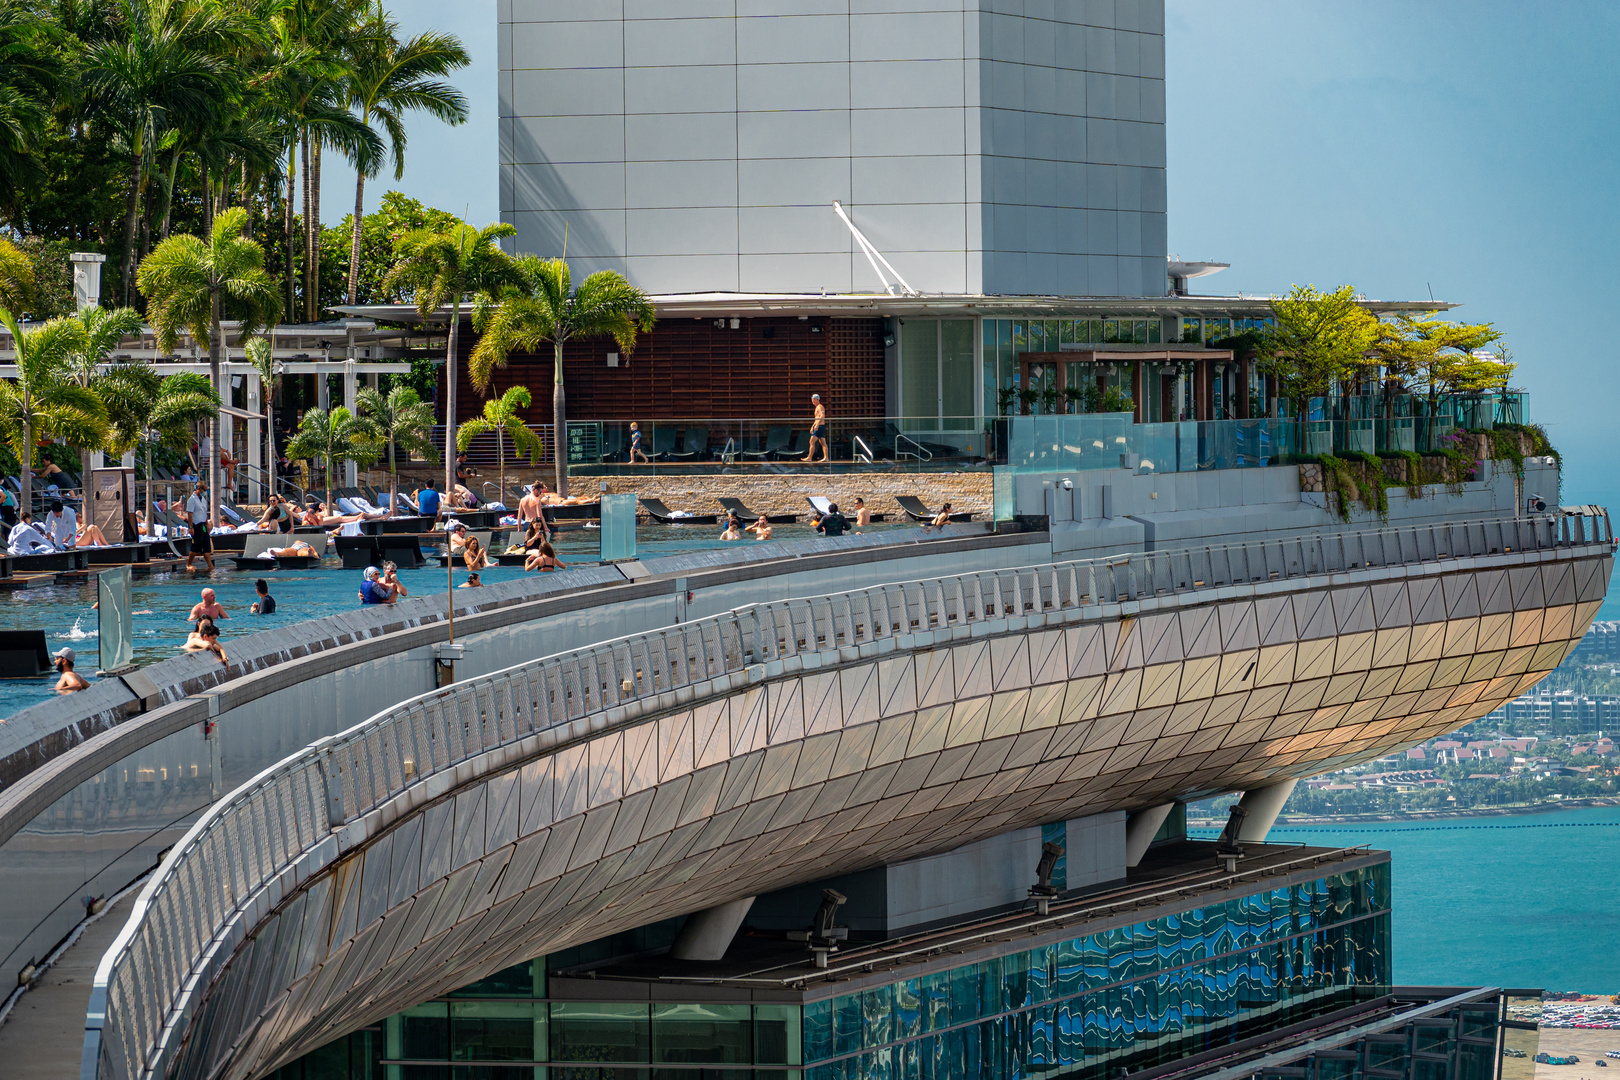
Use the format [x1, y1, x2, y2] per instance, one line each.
[985, 688, 1030, 739]
[1543, 563, 1577, 607]
[906, 704, 956, 757]
[768, 679, 804, 745]
[1179, 605, 1224, 658]
[731, 685, 769, 756]
[829, 723, 877, 779]
[1139, 613, 1184, 667]
[1022, 682, 1066, 730]
[1332, 587, 1375, 635]
[1508, 566, 1543, 611]
[622, 721, 659, 797]
[1219, 602, 1260, 652]
[916, 648, 956, 708]
[659, 711, 696, 783]
[1475, 570, 1512, 615]
[801, 671, 843, 736]
[1067, 624, 1108, 677]
[1369, 581, 1411, 628]
[1028, 629, 1068, 686]
[1409, 577, 1448, 625]
[694, 699, 731, 770]
[839, 664, 880, 729]
[990, 636, 1032, 691]
[953, 640, 993, 699]
[588, 731, 625, 809]
[878, 654, 917, 718]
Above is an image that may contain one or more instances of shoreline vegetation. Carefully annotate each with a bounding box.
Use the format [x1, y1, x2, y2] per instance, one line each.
[1189, 795, 1620, 829]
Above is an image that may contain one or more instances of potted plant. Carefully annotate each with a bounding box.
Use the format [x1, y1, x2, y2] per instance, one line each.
[1039, 385, 1061, 415]
[1063, 386, 1085, 415]
[1016, 387, 1039, 415]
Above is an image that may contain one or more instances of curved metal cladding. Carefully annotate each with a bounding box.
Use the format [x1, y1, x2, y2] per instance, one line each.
[86, 516, 1612, 1080]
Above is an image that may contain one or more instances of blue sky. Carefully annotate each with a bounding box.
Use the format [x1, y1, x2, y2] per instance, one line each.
[345, 0, 1619, 507]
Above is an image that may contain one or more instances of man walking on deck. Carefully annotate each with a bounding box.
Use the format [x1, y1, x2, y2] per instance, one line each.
[185, 481, 214, 572]
[803, 394, 830, 463]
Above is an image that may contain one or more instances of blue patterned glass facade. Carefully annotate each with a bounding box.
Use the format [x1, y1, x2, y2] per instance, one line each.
[267, 865, 1389, 1080]
[802, 864, 1390, 1080]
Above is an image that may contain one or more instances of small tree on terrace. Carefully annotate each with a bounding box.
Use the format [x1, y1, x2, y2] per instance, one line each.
[138, 207, 281, 519]
[470, 256, 655, 496]
[356, 383, 438, 514]
[285, 405, 376, 516]
[96, 363, 219, 532]
[0, 310, 110, 515]
[382, 220, 519, 497]
[1258, 284, 1380, 442]
[455, 384, 542, 507]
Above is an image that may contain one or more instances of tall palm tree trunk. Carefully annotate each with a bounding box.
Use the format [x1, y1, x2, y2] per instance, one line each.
[311, 142, 322, 317]
[284, 151, 297, 317]
[388, 438, 397, 517]
[347, 172, 365, 305]
[145, 439, 155, 534]
[120, 152, 142, 306]
[552, 338, 567, 497]
[19, 412, 32, 518]
[496, 426, 504, 508]
[301, 132, 312, 321]
[210, 288, 225, 523]
[201, 159, 213, 234]
[444, 295, 460, 497]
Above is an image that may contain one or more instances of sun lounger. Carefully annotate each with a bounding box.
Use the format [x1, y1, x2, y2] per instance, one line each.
[639, 497, 719, 525]
[776, 430, 810, 460]
[670, 426, 711, 461]
[717, 497, 797, 524]
[895, 495, 973, 523]
[741, 426, 791, 460]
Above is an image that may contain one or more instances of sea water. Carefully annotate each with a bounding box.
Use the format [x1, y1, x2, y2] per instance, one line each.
[1201, 805, 1620, 992]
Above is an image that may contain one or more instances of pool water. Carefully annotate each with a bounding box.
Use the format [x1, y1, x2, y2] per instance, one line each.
[0, 521, 913, 716]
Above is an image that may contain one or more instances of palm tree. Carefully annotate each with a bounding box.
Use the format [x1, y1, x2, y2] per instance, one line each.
[285, 404, 373, 516]
[356, 383, 436, 514]
[0, 236, 31, 313]
[383, 220, 518, 495]
[82, 0, 239, 304]
[470, 256, 655, 496]
[0, 309, 110, 516]
[342, 7, 468, 305]
[455, 385, 542, 507]
[95, 362, 218, 532]
[137, 205, 280, 522]
[66, 306, 145, 482]
[0, 3, 58, 224]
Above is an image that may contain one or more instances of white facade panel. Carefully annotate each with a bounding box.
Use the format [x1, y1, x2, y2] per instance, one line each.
[501, 0, 1166, 296]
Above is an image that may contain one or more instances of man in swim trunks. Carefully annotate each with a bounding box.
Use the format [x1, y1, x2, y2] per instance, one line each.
[803, 393, 830, 463]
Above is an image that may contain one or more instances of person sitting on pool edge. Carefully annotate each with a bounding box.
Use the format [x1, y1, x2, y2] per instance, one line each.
[184, 619, 228, 665]
[53, 646, 89, 693]
[251, 578, 276, 614]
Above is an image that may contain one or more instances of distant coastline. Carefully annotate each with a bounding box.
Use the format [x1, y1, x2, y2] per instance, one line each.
[1188, 796, 1620, 829]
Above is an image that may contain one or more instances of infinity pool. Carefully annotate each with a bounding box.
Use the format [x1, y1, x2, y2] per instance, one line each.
[0, 522, 912, 716]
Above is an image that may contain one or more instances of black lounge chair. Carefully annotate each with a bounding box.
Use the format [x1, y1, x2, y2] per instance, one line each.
[896, 495, 973, 523]
[717, 497, 797, 524]
[741, 426, 790, 460]
[670, 426, 710, 461]
[639, 497, 718, 525]
[776, 430, 810, 460]
[650, 427, 678, 460]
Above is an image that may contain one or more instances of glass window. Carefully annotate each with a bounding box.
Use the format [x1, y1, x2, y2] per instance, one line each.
[1027, 320, 1046, 354]
[833, 993, 864, 1056]
[1148, 320, 1162, 344]
[451, 1001, 539, 1062]
[893, 979, 922, 1043]
[983, 320, 1001, 418]
[803, 1000, 832, 1063]
[941, 320, 975, 427]
[997, 321, 1015, 406]
[390, 1002, 449, 1062]
[949, 963, 982, 1024]
[550, 1003, 650, 1063]
[862, 985, 894, 1049]
[1133, 320, 1148, 344]
[755, 1004, 802, 1066]
[651, 1002, 751, 1065]
[1181, 317, 1201, 343]
[900, 320, 939, 426]
[1060, 319, 1076, 345]
[919, 970, 950, 1034]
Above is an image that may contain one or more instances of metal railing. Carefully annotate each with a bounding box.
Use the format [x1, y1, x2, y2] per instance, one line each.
[86, 511, 1613, 1080]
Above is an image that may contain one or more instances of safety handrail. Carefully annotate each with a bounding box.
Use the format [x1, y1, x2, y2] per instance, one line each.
[85, 511, 1614, 1080]
[853, 435, 874, 464]
[894, 432, 932, 463]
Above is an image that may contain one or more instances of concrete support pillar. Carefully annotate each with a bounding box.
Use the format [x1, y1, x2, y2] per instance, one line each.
[669, 897, 755, 962]
[1124, 803, 1176, 867]
[343, 364, 359, 487]
[1235, 779, 1298, 844]
[247, 371, 264, 503]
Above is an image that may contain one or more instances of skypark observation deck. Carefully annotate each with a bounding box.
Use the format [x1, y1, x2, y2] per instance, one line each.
[78, 509, 1610, 1080]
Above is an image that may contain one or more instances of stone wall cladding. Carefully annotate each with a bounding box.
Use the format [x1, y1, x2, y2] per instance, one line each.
[370, 468, 993, 521]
